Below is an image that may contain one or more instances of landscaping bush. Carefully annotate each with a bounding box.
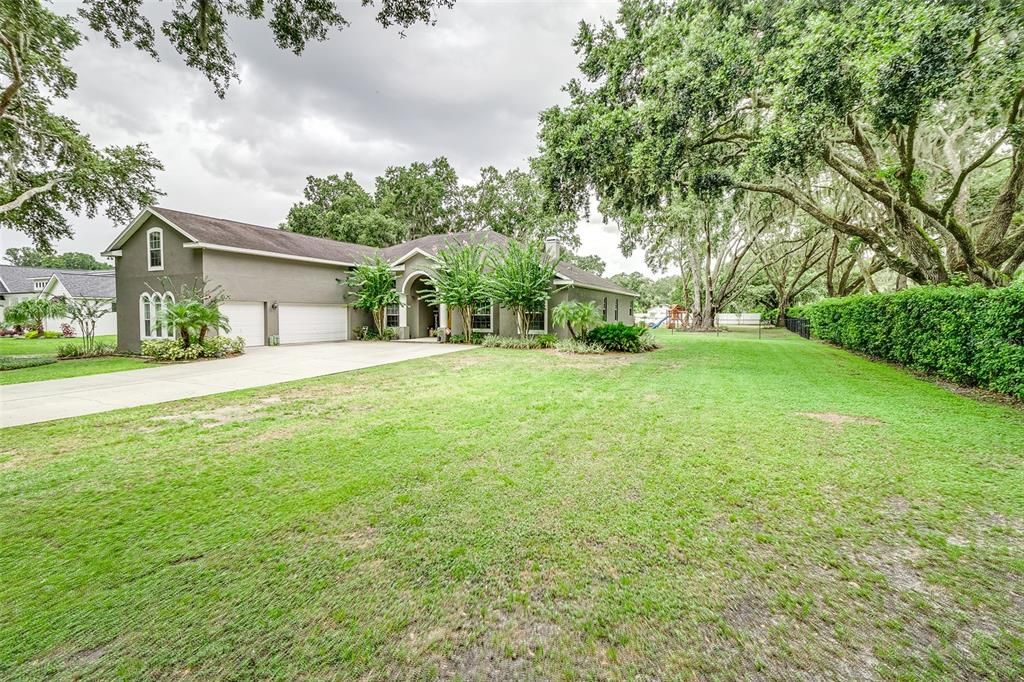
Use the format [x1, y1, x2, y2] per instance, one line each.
[56, 342, 119, 359]
[584, 323, 657, 352]
[800, 284, 1024, 398]
[60, 323, 76, 337]
[43, 330, 60, 338]
[554, 338, 605, 354]
[480, 335, 540, 349]
[0, 328, 16, 337]
[354, 326, 397, 341]
[0, 356, 56, 371]
[534, 333, 557, 349]
[24, 330, 40, 339]
[142, 336, 245, 362]
[450, 332, 485, 345]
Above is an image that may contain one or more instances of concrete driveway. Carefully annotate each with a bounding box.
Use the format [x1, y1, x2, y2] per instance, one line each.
[1, 341, 474, 428]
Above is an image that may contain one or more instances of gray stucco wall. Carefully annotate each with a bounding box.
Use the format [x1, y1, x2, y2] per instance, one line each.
[114, 216, 204, 353]
[202, 250, 355, 340]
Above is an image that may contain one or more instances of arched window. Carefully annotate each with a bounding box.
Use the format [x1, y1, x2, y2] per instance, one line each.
[140, 292, 175, 339]
[147, 227, 164, 271]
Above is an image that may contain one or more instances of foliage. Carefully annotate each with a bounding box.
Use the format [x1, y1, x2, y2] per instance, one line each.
[610, 273, 654, 310]
[59, 322, 74, 337]
[449, 332, 485, 345]
[2, 297, 67, 333]
[347, 258, 400, 335]
[538, 0, 1024, 286]
[565, 253, 605, 276]
[554, 338, 605, 354]
[421, 242, 490, 342]
[3, 247, 112, 269]
[282, 173, 406, 248]
[56, 341, 116, 359]
[484, 241, 562, 338]
[551, 300, 603, 339]
[63, 297, 112, 352]
[375, 157, 460, 241]
[79, 0, 455, 97]
[1, 0, 162, 248]
[141, 336, 245, 362]
[801, 285, 1024, 397]
[353, 326, 397, 341]
[479, 335, 540, 349]
[0, 355, 55, 371]
[534, 334, 557, 349]
[42, 330, 59, 338]
[456, 166, 580, 247]
[584, 323, 657, 353]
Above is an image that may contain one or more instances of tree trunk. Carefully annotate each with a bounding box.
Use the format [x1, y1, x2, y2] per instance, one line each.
[461, 305, 472, 343]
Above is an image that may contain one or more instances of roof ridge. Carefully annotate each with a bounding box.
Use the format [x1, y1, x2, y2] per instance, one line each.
[153, 206, 381, 254]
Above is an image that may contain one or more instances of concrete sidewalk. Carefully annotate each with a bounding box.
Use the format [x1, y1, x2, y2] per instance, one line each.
[1, 341, 474, 428]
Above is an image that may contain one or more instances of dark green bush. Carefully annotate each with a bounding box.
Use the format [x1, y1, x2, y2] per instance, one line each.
[800, 284, 1024, 398]
[584, 323, 657, 353]
[0, 356, 57, 371]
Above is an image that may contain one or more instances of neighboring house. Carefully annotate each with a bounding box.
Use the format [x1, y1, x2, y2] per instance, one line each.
[102, 207, 639, 353]
[0, 266, 117, 335]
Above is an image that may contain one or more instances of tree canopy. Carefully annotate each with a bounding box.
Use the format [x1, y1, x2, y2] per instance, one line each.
[1, 0, 162, 248]
[3, 247, 112, 270]
[538, 0, 1024, 287]
[79, 0, 457, 97]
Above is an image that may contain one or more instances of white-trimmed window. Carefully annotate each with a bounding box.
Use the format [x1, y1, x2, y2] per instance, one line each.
[471, 303, 492, 331]
[628, 299, 633, 317]
[614, 298, 619, 321]
[603, 296, 608, 321]
[140, 291, 175, 339]
[386, 303, 400, 328]
[527, 301, 547, 333]
[147, 227, 164, 271]
[32, 280, 45, 291]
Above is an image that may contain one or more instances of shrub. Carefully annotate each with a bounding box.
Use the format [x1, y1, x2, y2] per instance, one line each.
[554, 338, 605, 354]
[480, 335, 540, 349]
[450, 332, 485, 345]
[800, 284, 1024, 398]
[355, 326, 397, 341]
[43, 330, 60, 338]
[60, 323, 76, 337]
[584, 323, 657, 352]
[0, 328, 16, 337]
[24, 329, 40, 339]
[0, 356, 56, 371]
[55, 342, 118, 359]
[534, 333, 558, 349]
[142, 336, 245, 362]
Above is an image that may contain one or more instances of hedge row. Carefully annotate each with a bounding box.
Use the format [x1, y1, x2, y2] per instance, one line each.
[792, 284, 1024, 398]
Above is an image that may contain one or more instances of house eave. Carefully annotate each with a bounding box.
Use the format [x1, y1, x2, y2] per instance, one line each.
[183, 242, 357, 268]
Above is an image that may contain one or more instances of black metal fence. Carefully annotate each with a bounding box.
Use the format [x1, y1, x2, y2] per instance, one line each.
[784, 316, 811, 339]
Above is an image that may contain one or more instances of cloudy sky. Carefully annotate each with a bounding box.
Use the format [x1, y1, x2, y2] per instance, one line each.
[3, 0, 659, 277]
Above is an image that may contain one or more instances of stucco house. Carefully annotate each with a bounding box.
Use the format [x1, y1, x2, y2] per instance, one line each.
[102, 207, 639, 353]
[0, 265, 117, 335]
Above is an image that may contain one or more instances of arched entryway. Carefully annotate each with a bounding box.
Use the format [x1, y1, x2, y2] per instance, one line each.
[401, 272, 443, 339]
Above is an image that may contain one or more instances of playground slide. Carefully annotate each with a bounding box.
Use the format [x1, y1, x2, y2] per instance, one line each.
[649, 316, 669, 329]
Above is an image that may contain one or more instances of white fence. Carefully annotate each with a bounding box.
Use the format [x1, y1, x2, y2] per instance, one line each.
[715, 312, 762, 326]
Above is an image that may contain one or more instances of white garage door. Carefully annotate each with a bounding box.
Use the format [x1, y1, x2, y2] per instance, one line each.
[278, 304, 348, 344]
[221, 302, 265, 347]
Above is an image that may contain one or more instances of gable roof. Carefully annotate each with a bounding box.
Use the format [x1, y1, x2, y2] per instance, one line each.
[104, 207, 639, 297]
[49, 271, 116, 299]
[0, 265, 112, 295]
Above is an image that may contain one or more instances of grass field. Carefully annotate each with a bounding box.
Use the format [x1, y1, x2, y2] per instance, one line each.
[0, 336, 147, 385]
[0, 335, 116, 356]
[1, 328, 1021, 679]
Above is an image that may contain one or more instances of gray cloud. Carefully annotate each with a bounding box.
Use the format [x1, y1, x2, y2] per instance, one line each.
[2, 0, 655, 276]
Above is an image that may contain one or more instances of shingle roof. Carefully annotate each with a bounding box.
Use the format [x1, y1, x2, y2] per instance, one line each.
[152, 207, 381, 265]
[0, 265, 111, 295]
[52, 271, 116, 299]
[124, 208, 638, 297]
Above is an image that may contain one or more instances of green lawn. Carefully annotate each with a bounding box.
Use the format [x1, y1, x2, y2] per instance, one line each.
[0, 335, 116, 356]
[0, 356, 150, 385]
[1, 329, 1021, 679]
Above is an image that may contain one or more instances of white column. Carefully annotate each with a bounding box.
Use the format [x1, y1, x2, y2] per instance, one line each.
[398, 293, 408, 328]
[439, 304, 448, 330]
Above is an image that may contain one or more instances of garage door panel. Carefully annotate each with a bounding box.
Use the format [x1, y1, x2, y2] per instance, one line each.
[279, 304, 348, 344]
[221, 302, 265, 347]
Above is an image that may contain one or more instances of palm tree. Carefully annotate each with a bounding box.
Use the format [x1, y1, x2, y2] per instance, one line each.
[3, 298, 67, 334]
[160, 301, 202, 346]
[552, 300, 603, 339]
[194, 304, 231, 343]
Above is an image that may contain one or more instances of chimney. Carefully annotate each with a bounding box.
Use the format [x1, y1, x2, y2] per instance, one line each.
[544, 236, 562, 260]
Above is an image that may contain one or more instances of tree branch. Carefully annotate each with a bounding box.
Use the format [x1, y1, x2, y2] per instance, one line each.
[0, 177, 63, 214]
